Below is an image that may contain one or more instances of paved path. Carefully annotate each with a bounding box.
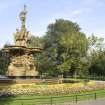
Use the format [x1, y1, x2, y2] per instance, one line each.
[71, 98, 105, 105]
[53, 98, 105, 105]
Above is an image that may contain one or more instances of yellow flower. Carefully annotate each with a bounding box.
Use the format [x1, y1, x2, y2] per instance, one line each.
[87, 81, 96, 87]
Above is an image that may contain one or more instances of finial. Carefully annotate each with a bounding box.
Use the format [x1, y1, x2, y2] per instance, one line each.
[19, 5, 27, 28]
[24, 5, 26, 12]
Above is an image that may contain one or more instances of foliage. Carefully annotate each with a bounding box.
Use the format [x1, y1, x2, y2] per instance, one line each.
[89, 51, 105, 75]
[88, 35, 105, 76]
[28, 35, 43, 48]
[0, 49, 10, 75]
[39, 19, 89, 77]
[29, 19, 105, 77]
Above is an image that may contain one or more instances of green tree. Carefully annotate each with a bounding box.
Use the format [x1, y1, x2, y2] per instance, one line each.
[88, 35, 105, 76]
[28, 35, 43, 47]
[41, 19, 89, 77]
[0, 49, 10, 75]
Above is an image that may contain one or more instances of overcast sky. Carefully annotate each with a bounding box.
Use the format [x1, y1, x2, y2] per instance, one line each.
[0, 0, 105, 48]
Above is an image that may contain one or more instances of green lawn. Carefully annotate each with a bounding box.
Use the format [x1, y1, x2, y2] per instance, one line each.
[1, 89, 105, 105]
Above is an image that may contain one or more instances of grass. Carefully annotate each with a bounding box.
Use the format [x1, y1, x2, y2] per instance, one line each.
[1, 89, 105, 105]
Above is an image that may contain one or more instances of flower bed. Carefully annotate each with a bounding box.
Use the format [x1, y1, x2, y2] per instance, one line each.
[0, 81, 105, 96]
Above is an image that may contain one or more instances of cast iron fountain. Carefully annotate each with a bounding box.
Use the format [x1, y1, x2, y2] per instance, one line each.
[2, 5, 42, 80]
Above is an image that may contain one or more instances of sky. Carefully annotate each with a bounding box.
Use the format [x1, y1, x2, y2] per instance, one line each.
[0, 0, 105, 48]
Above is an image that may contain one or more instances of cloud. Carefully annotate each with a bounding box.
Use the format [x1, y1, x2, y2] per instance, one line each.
[81, 0, 96, 5]
[71, 10, 83, 16]
[71, 0, 104, 17]
[71, 7, 92, 17]
[81, 0, 101, 5]
[81, 0, 104, 7]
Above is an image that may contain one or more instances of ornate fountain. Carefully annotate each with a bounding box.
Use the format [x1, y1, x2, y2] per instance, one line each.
[2, 6, 42, 78]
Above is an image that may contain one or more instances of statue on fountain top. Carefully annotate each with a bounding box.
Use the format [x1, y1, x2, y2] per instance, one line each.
[14, 5, 29, 47]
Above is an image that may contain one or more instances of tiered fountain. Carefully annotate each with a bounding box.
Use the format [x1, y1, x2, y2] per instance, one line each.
[2, 6, 42, 80]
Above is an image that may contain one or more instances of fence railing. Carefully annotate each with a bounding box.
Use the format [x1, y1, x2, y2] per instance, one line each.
[0, 92, 102, 105]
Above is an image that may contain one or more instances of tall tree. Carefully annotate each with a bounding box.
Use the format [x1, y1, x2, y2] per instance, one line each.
[41, 19, 89, 77]
[88, 35, 105, 76]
